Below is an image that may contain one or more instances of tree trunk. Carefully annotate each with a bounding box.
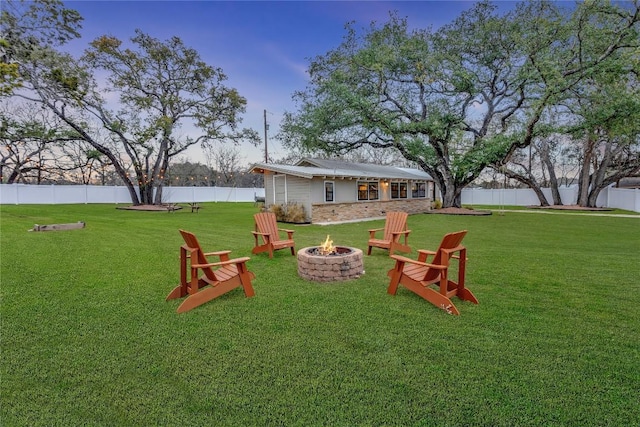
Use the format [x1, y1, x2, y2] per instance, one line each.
[587, 186, 604, 207]
[539, 142, 562, 205]
[440, 183, 462, 208]
[576, 137, 595, 207]
[139, 182, 154, 205]
[501, 167, 550, 206]
[152, 154, 170, 205]
[153, 184, 164, 205]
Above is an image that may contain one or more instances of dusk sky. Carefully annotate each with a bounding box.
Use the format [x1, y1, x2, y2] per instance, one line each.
[62, 1, 517, 165]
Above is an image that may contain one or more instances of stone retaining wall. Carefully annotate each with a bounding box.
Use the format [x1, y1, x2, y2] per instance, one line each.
[311, 199, 432, 223]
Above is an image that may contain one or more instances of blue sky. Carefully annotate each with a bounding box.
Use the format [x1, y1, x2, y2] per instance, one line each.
[62, 1, 515, 165]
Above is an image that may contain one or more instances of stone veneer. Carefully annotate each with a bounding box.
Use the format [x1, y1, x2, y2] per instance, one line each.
[311, 199, 432, 223]
[297, 247, 364, 282]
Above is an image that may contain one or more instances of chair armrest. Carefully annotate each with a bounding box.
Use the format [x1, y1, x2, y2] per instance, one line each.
[203, 250, 232, 257]
[252, 231, 271, 237]
[417, 249, 436, 262]
[368, 227, 383, 238]
[278, 228, 294, 239]
[442, 246, 467, 260]
[192, 257, 251, 269]
[418, 249, 436, 255]
[390, 255, 446, 270]
[390, 229, 411, 241]
[203, 250, 232, 262]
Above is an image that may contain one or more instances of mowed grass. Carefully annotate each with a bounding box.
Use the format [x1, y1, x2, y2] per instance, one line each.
[1, 203, 639, 426]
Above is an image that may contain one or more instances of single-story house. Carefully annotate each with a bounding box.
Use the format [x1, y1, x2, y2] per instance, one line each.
[248, 158, 435, 223]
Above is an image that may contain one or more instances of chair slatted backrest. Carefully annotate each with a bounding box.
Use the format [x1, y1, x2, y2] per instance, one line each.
[254, 212, 280, 242]
[179, 229, 218, 282]
[383, 212, 408, 241]
[423, 230, 467, 282]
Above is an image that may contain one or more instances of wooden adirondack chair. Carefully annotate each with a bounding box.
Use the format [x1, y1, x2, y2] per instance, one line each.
[166, 230, 255, 313]
[367, 211, 411, 255]
[387, 230, 478, 315]
[251, 212, 295, 258]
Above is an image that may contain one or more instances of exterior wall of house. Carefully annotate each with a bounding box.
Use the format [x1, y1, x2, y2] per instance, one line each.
[311, 199, 432, 223]
[263, 171, 275, 205]
[310, 178, 357, 203]
[263, 173, 432, 223]
[285, 175, 312, 221]
[307, 176, 432, 223]
[263, 173, 313, 222]
[273, 175, 287, 205]
[337, 179, 358, 203]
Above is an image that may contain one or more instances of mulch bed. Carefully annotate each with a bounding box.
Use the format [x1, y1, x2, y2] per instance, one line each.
[116, 204, 182, 211]
[527, 205, 612, 211]
[426, 207, 492, 216]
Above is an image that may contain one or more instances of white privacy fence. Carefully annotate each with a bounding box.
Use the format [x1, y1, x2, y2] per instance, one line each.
[0, 184, 265, 205]
[1, 184, 637, 212]
[461, 186, 640, 212]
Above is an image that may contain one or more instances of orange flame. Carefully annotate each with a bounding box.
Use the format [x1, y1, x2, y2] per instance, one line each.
[319, 235, 335, 255]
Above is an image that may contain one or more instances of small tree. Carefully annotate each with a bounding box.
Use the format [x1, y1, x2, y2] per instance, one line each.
[205, 144, 244, 186]
[0, 101, 82, 183]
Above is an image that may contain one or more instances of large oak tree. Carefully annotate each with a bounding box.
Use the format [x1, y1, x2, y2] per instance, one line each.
[281, 0, 639, 207]
[3, 0, 258, 204]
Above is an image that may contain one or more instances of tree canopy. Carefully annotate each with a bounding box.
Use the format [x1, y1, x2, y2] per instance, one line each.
[281, 0, 640, 207]
[2, 0, 258, 204]
[1, 0, 82, 95]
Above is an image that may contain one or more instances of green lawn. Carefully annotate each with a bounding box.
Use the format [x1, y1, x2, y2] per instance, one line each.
[1, 203, 639, 426]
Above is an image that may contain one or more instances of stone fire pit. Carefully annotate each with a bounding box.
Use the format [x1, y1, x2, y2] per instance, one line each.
[297, 246, 364, 282]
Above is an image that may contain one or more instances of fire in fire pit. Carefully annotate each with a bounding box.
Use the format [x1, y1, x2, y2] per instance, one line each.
[319, 235, 335, 255]
[297, 235, 364, 282]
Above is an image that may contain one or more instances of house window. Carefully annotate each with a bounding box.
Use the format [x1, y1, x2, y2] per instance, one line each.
[391, 182, 408, 199]
[357, 181, 379, 201]
[324, 181, 334, 202]
[412, 182, 426, 198]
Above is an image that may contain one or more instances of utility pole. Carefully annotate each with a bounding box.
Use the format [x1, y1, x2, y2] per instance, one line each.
[263, 109, 268, 163]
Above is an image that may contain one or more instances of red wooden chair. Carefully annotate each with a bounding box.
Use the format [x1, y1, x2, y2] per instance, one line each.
[251, 212, 295, 258]
[166, 230, 255, 313]
[387, 230, 478, 315]
[367, 211, 411, 255]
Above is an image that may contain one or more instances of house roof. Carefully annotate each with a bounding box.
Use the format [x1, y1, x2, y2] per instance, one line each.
[617, 177, 640, 188]
[249, 158, 433, 181]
